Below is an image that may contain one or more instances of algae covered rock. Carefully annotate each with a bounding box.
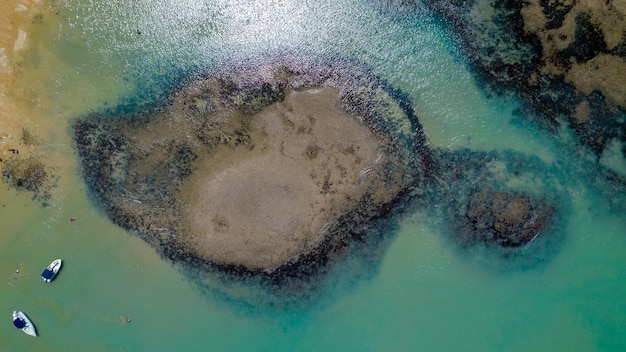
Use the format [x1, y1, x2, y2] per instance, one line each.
[73, 53, 429, 278]
[456, 189, 555, 248]
[424, 148, 563, 267]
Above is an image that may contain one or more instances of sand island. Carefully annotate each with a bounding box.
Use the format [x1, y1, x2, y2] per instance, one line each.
[74, 54, 430, 276]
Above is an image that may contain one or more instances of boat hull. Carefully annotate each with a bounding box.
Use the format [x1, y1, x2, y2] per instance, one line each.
[42, 258, 62, 282]
[12, 311, 37, 337]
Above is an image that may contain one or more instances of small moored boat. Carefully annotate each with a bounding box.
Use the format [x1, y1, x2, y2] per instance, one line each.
[12, 311, 37, 337]
[42, 259, 62, 282]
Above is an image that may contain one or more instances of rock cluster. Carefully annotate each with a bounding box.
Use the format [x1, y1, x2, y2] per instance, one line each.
[455, 189, 554, 248]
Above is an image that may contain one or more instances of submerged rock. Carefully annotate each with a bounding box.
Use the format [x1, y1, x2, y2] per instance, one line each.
[1, 128, 57, 204]
[424, 148, 563, 266]
[455, 189, 555, 248]
[73, 53, 429, 281]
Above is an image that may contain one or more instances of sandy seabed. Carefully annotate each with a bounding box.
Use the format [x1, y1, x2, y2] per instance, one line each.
[0, 1, 46, 152]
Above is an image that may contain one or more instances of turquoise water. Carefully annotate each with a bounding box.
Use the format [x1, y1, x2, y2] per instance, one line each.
[1, 0, 625, 350]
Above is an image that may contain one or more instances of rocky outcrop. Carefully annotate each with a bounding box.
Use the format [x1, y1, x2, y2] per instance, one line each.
[422, 148, 563, 266]
[454, 189, 554, 248]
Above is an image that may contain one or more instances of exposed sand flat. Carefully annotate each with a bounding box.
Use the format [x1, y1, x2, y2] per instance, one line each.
[0, 1, 67, 204]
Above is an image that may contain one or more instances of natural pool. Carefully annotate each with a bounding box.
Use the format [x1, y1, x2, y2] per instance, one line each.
[1, 0, 625, 350]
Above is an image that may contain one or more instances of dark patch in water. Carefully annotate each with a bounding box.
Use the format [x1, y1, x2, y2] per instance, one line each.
[565, 13, 608, 64]
[452, 189, 555, 248]
[1, 129, 58, 205]
[419, 149, 567, 271]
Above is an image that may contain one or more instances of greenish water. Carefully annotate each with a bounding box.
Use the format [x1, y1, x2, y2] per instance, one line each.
[1, 0, 625, 350]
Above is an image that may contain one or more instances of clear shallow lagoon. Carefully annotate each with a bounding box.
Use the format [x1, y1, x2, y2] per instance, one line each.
[1, 0, 625, 350]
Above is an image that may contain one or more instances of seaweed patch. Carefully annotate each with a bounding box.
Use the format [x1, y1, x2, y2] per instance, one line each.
[421, 148, 566, 270]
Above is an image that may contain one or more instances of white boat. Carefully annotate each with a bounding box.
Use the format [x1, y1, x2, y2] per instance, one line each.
[12, 311, 37, 337]
[42, 258, 62, 282]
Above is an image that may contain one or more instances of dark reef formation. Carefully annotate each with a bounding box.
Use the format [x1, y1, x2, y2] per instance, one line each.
[408, 0, 626, 162]
[73, 53, 431, 290]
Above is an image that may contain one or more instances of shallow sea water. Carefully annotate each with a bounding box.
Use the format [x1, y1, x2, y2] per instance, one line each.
[1, 0, 625, 350]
